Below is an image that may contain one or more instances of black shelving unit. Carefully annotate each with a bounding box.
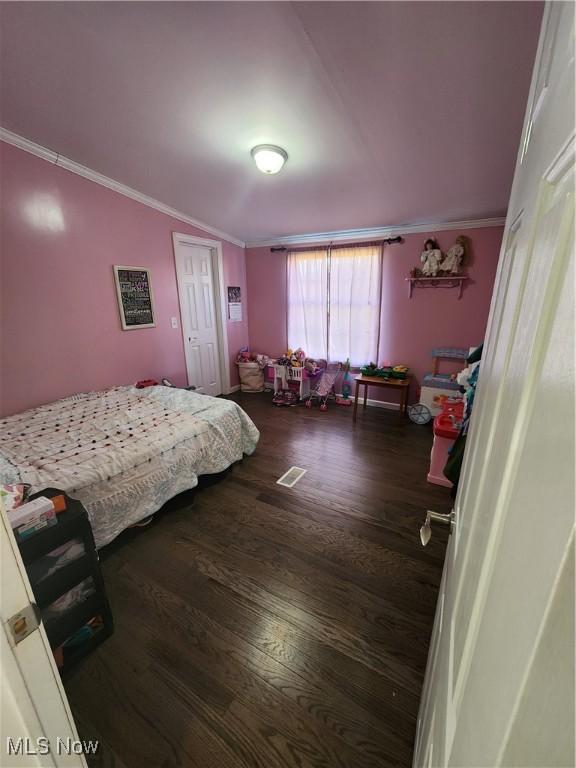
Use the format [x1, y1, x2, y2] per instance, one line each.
[17, 488, 113, 677]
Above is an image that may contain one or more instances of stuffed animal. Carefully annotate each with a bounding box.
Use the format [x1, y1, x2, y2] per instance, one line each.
[290, 347, 305, 367]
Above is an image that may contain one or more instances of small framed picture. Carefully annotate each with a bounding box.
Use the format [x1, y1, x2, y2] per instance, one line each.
[227, 286, 241, 303]
[113, 266, 156, 330]
[227, 286, 242, 322]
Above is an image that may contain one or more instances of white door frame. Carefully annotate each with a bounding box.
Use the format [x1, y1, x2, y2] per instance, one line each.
[172, 232, 231, 395]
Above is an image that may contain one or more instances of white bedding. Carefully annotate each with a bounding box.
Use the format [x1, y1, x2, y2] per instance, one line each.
[0, 386, 259, 547]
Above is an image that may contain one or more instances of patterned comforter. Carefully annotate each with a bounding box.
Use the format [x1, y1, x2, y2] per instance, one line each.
[0, 386, 259, 546]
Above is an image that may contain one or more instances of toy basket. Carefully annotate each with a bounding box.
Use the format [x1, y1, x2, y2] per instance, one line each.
[237, 362, 264, 393]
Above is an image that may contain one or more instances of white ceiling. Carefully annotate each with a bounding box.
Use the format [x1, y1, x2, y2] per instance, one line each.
[0, 2, 542, 244]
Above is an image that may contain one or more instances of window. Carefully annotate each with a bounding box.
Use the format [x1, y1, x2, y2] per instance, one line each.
[287, 243, 382, 366]
[328, 245, 382, 365]
[287, 248, 328, 359]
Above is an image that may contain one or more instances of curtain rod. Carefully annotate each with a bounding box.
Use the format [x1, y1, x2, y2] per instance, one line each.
[270, 236, 403, 253]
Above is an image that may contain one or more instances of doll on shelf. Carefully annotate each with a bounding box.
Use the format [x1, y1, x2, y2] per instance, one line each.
[440, 235, 468, 275]
[420, 238, 443, 277]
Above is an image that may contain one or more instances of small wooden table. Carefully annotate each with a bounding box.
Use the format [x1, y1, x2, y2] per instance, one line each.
[353, 374, 412, 421]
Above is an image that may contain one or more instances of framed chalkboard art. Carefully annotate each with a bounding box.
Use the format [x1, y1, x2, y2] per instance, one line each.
[113, 266, 156, 330]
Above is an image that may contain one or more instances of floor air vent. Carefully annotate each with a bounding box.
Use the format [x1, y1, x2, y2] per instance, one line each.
[277, 466, 307, 488]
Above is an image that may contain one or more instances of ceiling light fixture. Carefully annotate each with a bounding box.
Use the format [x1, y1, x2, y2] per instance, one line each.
[251, 144, 288, 175]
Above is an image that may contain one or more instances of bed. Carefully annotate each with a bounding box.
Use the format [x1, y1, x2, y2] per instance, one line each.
[0, 386, 259, 547]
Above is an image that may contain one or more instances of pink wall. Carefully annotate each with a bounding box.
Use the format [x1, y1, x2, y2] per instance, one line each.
[246, 226, 503, 405]
[1, 137, 502, 417]
[245, 248, 288, 358]
[0, 142, 248, 416]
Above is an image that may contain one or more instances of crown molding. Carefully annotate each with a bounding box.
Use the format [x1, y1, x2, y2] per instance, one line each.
[245, 217, 507, 249]
[0, 129, 59, 164]
[0, 127, 246, 249]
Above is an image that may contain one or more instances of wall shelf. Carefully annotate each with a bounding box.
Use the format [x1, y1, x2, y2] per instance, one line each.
[405, 275, 469, 299]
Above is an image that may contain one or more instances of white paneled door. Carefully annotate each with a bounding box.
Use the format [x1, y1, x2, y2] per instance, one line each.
[414, 3, 574, 767]
[174, 240, 223, 397]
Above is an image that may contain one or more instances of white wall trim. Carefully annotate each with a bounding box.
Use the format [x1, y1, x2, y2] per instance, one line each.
[245, 217, 507, 249]
[0, 127, 245, 248]
[0, 128, 58, 164]
[172, 232, 233, 395]
[334, 394, 400, 411]
[365, 398, 400, 411]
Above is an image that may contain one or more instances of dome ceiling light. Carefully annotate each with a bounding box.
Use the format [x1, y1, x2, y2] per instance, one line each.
[251, 144, 288, 175]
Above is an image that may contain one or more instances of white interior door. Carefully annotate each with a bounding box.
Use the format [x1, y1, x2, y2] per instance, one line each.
[1, 505, 87, 767]
[414, 4, 575, 766]
[173, 239, 223, 397]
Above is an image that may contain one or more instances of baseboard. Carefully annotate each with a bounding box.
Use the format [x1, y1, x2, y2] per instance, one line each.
[364, 398, 401, 411]
[227, 385, 241, 394]
[336, 393, 400, 410]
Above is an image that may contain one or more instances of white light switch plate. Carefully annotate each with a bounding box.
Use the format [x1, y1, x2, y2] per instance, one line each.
[171, 317, 178, 329]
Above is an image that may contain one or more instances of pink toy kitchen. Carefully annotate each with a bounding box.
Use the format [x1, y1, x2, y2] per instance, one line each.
[424, 343, 483, 491]
[427, 396, 465, 488]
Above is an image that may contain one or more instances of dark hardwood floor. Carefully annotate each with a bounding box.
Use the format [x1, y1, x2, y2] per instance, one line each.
[65, 392, 452, 768]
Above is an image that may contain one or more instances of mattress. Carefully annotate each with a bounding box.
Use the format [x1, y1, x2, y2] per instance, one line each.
[0, 386, 260, 547]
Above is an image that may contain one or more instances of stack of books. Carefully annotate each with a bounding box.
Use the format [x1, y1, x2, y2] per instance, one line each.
[7, 496, 57, 540]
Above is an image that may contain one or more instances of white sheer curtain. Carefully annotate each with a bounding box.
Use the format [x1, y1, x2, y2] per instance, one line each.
[328, 244, 382, 365]
[287, 248, 328, 359]
[287, 244, 381, 365]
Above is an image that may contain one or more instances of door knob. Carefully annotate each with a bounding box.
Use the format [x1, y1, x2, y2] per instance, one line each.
[420, 510, 455, 546]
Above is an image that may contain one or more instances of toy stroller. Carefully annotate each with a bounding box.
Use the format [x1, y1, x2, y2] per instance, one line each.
[305, 362, 341, 411]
